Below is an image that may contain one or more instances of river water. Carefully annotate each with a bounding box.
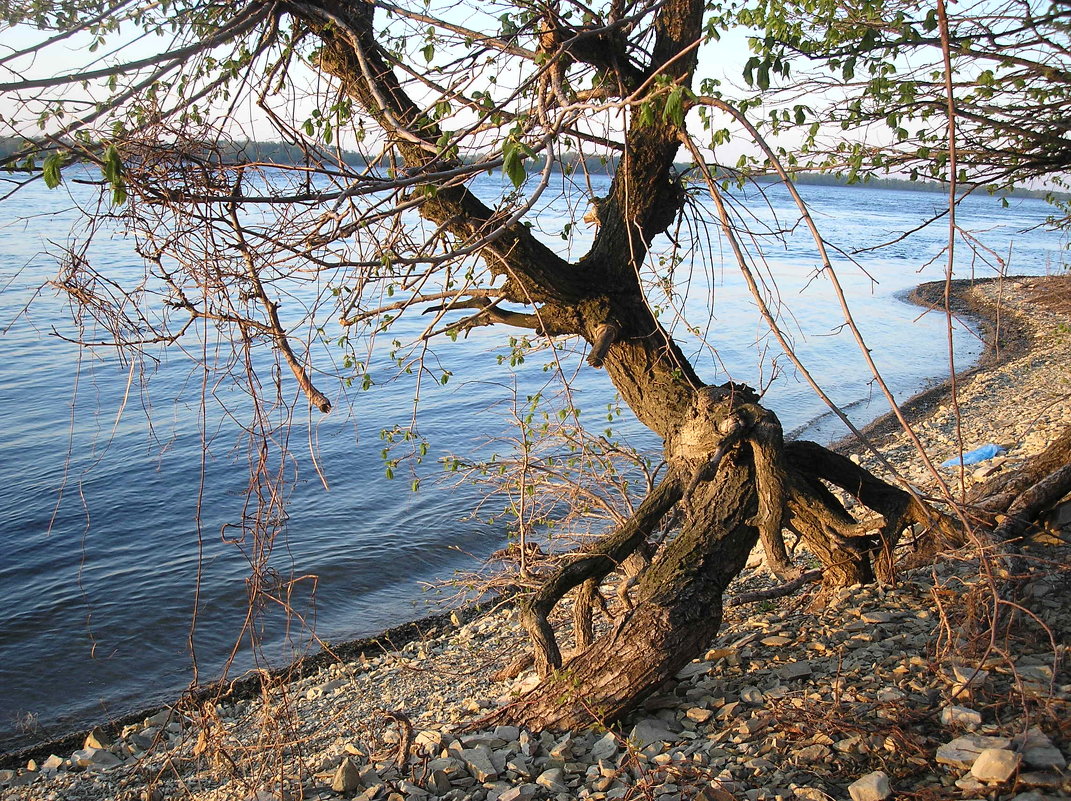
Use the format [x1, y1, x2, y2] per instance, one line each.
[0, 172, 1065, 751]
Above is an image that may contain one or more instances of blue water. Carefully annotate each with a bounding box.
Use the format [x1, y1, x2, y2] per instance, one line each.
[0, 172, 1065, 750]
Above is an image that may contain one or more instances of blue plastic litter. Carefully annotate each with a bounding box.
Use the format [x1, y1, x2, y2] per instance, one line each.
[940, 444, 1006, 468]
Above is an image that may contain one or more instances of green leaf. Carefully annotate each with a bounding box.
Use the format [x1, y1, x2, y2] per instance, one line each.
[42, 152, 63, 189]
[422, 43, 435, 62]
[502, 140, 527, 188]
[663, 86, 686, 126]
[102, 144, 126, 206]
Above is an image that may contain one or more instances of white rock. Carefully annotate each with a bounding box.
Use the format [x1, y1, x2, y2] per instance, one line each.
[331, 758, 362, 793]
[970, 748, 1021, 783]
[535, 768, 567, 793]
[847, 770, 892, 801]
[935, 735, 1012, 769]
[940, 706, 982, 729]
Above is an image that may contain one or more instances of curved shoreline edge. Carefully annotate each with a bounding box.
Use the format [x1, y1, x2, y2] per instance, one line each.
[0, 601, 496, 767]
[0, 274, 1052, 768]
[829, 276, 1033, 454]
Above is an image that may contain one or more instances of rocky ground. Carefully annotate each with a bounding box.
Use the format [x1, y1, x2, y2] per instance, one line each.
[1, 275, 1069, 801]
[849, 276, 1071, 495]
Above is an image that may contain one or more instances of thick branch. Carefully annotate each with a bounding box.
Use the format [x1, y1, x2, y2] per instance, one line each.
[520, 470, 683, 675]
[291, 0, 587, 307]
[992, 463, 1071, 543]
[748, 412, 799, 580]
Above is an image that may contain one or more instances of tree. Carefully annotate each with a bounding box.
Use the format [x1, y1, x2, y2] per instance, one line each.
[0, 0, 1061, 734]
[736, 0, 1071, 195]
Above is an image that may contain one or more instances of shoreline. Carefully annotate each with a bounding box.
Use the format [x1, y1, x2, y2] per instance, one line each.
[2, 275, 1061, 763]
[828, 276, 1034, 455]
[1, 274, 1068, 798]
[0, 602, 496, 768]
[2, 276, 1014, 766]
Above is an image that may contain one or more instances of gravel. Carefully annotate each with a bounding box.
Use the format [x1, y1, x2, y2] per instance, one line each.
[2, 278, 1069, 801]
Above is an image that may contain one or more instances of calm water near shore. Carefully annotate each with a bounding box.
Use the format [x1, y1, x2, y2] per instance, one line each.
[0, 172, 1065, 751]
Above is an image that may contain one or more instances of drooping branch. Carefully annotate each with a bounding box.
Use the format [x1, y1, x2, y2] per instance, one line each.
[228, 198, 333, 414]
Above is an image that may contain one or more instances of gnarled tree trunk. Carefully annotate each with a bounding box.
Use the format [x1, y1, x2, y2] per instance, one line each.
[290, 0, 963, 731]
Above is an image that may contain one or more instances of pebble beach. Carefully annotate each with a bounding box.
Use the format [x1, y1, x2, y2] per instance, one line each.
[1, 275, 1069, 801]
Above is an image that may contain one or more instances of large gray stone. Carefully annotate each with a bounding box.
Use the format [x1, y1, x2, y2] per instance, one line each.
[589, 732, 619, 762]
[548, 733, 573, 760]
[460, 746, 499, 782]
[535, 768, 567, 793]
[629, 719, 676, 749]
[935, 735, 1012, 769]
[1015, 727, 1067, 770]
[492, 726, 520, 743]
[71, 747, 123, 768]
[426, 769, 452, 796]
[777, 662, 812, 681]
[331, 758, 361, 793]
[848, 770, 892, 801]
[970, 748, 1021, 783]
[676, 661, 713, 679]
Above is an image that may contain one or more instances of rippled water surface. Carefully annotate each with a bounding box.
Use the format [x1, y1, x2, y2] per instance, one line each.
[0, 173, 1065, 750]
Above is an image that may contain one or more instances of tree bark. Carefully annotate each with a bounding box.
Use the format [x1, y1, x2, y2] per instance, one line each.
[483, 441, 760, 730]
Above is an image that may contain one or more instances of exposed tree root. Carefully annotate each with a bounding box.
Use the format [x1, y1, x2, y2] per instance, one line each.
[519, 471, 683, 676]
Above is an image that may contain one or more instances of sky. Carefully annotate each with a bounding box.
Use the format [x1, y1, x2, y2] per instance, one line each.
[0, 2, 763, 162]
